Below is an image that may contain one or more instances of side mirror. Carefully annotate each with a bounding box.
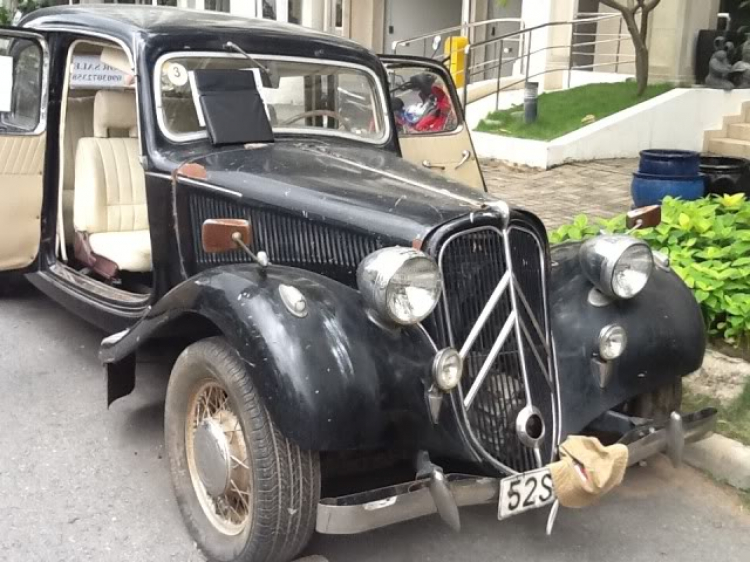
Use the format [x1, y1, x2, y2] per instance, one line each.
[202, 219, 252, 253]
[626, 205, 661, 230]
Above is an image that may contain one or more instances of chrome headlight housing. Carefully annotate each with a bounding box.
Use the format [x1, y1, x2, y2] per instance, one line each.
[357, 247, 442, 325]
[580, 235, 654, 299]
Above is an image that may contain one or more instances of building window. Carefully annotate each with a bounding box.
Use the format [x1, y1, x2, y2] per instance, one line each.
[205, 0, 230, 11]
[262, 0, 276, 19]
[288, 0, 301, 24]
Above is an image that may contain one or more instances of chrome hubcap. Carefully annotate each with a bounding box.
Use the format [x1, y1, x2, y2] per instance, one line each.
[194, 419, 232, 497]
[186, 382, 252, 535]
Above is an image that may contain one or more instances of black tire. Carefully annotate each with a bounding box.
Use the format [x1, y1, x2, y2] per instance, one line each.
[630, 379, 683, 420]
[165, 337, 320, 562]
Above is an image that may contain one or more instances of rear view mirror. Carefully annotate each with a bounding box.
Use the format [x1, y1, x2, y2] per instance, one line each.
[202, 219, 252, 253]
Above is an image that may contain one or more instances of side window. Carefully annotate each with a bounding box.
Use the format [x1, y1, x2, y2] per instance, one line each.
[0, 36, 44, 133]
[388, 67, 458, 136]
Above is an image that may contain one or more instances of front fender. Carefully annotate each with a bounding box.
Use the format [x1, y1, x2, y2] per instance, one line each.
[550, 242, 705, 437]
[101, 265, 437, 451]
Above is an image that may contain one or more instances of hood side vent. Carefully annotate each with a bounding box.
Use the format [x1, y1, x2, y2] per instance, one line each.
[187, 192, 383, 284]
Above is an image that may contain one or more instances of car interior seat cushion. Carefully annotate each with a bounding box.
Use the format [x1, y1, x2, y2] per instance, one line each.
[73, 90, 152, 275]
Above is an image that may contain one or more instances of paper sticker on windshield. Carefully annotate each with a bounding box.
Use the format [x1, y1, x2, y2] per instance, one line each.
[71, 55, 130, 89]
[166, 62, 189, 87]
[0, 56, 13, 113]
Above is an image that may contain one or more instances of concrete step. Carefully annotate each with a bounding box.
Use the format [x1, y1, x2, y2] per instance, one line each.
[707, 137, 750, 158]
[727, 122, 750, 141]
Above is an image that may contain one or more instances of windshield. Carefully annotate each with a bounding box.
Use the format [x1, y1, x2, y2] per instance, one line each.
[156, 54, 388, 144]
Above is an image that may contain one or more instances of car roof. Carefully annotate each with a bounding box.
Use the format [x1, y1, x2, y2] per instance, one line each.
[21, 5, 371, 58]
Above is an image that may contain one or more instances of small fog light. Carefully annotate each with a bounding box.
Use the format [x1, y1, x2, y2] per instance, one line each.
[432, 348, 463, 392]
[599, 324, 627, 361]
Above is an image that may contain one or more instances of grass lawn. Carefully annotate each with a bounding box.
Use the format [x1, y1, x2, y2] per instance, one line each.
[475, 81, 675, 141]
[683, 381, 750, 447]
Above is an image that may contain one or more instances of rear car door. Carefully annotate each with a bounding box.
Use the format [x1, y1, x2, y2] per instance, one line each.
[0, 28, 49, 273]
[381, 55, 485, 191]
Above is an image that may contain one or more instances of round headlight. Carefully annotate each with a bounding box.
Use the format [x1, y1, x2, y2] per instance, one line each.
[357, 247, 443, 325]
[432, 348, 463, 391]
[580, 235, 654, 299]
[599, 324, 627, 360]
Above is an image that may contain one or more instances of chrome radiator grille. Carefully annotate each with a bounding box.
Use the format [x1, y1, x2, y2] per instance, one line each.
[433, 224, 556, 474]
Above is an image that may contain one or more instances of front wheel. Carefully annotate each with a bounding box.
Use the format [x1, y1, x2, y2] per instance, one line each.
[165, 337, 320, 562]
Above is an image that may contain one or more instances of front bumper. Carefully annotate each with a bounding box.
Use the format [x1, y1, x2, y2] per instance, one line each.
[316, 408, 717, 535]
[619, 408, 717, 467]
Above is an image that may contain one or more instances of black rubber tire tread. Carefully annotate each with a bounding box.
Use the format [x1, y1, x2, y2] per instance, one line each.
[632, 379, 683, 420]
[165, 336, 320, 562]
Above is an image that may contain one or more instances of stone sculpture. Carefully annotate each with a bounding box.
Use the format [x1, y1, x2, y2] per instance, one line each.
[706, 37, 735, 90]
[732, 40, 750, 88]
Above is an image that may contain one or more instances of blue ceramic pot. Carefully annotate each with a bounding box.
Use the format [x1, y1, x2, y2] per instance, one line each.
[639, 149, 701, 177]
[631, 172, 705, 207]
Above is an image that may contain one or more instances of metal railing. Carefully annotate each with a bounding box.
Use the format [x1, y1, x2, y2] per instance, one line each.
[393, 12, 636, 110]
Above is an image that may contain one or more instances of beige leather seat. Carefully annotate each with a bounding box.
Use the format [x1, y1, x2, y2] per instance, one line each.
[74, 90, 152, 273]
[62, 95, 95, 243]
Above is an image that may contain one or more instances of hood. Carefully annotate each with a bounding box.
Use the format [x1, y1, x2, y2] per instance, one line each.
[177, 141, 494, 245]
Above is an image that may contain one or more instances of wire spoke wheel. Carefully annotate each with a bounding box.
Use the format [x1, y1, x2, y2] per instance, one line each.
[166, 337, 320, 562]
[185, 380, 252, 536]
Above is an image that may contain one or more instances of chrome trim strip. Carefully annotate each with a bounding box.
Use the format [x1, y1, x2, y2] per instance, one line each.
[463, 309, 516, 409]
[177, 176, 243, 198]
[517, 317, 551, 385]
[514, 280, 550, 355]
[510, 225, 560, 461]
[459, 270, 511, 358]
[153, 52, 392, 146]
[500, 227, 539, 466]
[146, 171, 173, 181]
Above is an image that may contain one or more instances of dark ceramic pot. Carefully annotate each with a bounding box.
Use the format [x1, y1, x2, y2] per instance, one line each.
[699, 156, 750, 196]
[631, 172, 705, 207]
[639, 149, 701, 177]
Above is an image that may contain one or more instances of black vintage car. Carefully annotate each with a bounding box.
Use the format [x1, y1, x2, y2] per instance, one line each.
[0, 6, 716, 562]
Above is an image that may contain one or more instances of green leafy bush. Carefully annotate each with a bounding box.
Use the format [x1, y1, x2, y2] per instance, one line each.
[550, 194, 750, 345]
[0, 7, 10, 26]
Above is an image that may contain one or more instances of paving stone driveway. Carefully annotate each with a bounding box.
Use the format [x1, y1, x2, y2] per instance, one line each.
[481, 159, 637, 230]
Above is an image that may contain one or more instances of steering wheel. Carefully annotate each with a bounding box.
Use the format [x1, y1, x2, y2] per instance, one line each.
[281, 110, 351, 131]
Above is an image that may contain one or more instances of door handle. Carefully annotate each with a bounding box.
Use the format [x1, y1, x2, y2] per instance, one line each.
[455, 150, 472, 170]
[422, 160, 446, 171]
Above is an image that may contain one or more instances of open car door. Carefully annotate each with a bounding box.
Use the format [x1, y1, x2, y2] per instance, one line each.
[380, 55, 486, 192]
[0, 28, 49, 274]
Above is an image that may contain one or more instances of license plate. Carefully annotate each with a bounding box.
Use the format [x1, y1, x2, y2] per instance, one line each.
[498, 467, 555, 520]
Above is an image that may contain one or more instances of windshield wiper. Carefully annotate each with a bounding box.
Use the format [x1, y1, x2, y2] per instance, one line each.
[224, 42, 270, 74]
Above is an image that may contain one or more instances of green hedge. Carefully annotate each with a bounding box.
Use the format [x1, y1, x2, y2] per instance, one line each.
[550, 194, 750, 345]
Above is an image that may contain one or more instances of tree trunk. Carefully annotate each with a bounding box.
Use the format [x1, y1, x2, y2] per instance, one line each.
[620, 9, 650, 96]
[637, 4, 651, 96]
[598, 0, 661, 97]
[634, 43, 650, 95]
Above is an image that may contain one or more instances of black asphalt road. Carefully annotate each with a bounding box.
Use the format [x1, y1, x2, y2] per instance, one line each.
[1, 284, 748, 562]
